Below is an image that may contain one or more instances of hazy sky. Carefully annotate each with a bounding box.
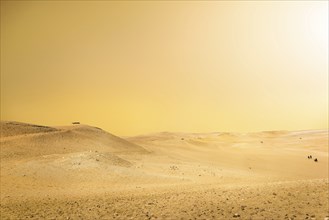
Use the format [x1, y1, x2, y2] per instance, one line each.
[1, 1, 328, 135]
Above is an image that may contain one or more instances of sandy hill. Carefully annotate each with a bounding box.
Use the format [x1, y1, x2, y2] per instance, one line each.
[0, 121, 148, 160]
[0, 121, 152, 197]
[0, 121, 58, 137]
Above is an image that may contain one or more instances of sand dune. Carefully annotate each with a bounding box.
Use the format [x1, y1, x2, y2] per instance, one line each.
[0, 121, 147, 160]
[0, 121, 58, 137]
[0, 121, 328, 219]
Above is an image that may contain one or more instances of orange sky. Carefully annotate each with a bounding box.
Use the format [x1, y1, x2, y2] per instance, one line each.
[1, 1, 328, 135]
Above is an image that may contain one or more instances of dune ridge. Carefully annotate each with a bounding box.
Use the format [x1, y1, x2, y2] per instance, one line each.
[0, 121, 148, 161]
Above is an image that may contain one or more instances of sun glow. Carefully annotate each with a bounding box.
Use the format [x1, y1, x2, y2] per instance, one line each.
[305, 4, 328, 44]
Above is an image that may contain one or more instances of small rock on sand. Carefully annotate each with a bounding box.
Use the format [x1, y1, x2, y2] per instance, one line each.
[233, 213, 240, 218]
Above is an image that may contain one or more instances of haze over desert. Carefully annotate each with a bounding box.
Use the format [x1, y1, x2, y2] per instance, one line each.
[1, 1, 328, 219]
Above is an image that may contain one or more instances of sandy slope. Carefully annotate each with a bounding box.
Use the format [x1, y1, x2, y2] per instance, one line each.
[0, 121, 328, 219]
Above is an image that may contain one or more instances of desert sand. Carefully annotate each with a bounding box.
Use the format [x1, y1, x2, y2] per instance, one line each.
[0, 121, 328, 219]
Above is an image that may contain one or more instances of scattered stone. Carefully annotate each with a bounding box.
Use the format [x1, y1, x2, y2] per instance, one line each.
[233, 213, 240, 218]
[170, 165, 179, 170]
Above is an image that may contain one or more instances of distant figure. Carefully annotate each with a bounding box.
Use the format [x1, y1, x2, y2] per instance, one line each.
[314, 158, 318, 162]
[72, 122, 80, 125]
[260, 141, 263, 144]
[309, 155, 312, 159]
[307, 156, 310, 159]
